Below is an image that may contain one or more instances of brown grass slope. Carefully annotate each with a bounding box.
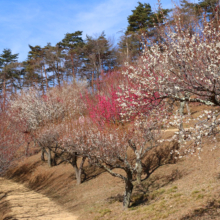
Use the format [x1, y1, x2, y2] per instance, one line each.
[3, 105, 220, 220]
[2, 138, 220, 220]
[0, 177, 77, 220]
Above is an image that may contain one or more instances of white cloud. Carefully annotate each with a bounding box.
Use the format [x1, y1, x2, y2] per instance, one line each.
[0, 0, 174, 61]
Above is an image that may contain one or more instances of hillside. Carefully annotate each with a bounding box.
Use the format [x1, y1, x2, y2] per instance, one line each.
[1, 1, 220, 219]
[0, 177, 77, 220]
[2, 127, 220, 220]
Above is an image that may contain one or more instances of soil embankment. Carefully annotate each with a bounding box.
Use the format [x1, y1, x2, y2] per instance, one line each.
[0, 177, 77, 220]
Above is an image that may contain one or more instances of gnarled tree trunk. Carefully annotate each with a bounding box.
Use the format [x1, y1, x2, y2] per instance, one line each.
[123, 169, 133, 209]
[70, 153, 86, 185]
[41, 148, 45, 161]
[136, 158, 142, 184]
[179, 101, 185, 146]
[42, 147, 52, 167]
[47, 148, 52, 167]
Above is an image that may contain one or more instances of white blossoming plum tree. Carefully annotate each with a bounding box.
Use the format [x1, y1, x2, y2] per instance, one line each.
[9, 81, 87, 166]
[119, 9, 220, 156]
[62, 115, 163, 209]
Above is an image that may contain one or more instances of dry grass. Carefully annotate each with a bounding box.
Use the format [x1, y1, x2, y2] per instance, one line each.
[4, 140, 220, 220]
[3, 104, 220, 219]
[0, 191, 14, 220]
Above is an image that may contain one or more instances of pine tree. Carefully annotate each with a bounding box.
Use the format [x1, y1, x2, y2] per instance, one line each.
[126, 2, 170, 50]
[57, 31, 85, 82]
[44, 44, 65, 87]
[168, 0, 199, 37]
[0, 49, 19, 111]
[82, 32, 117, 89]
[22, 59, 41, 88]
[117, 33, 140, 64]
[127, 2, 154, 34]
[198, 0, 220, 23]
[199, 0, 219, 13]
[26, 44, 52, 93]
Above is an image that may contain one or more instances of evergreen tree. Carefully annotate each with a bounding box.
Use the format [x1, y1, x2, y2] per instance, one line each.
[198, 0, 220, 22]
[199, 0, 219, 13]
[22, 59, 41, 88]
[45, 44, 65, 87]
[126, 2, 170, 50]
[82, 32, 117, 89]
[127, 2, 154, 34]
[127, 2, 170, 34]
[0, 49, 19, 111]
[168, 0, 199, 37]
[26, 44, 52, 93]
[117, 33, 140, 64]
[57, 31, 85, 82]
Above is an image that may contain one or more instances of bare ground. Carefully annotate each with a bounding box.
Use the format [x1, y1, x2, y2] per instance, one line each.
[0, 177, 77, 220]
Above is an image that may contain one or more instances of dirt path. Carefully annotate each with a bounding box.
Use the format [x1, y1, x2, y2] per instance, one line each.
[163, 129, 178, 132]
[0, 177, 78, 220]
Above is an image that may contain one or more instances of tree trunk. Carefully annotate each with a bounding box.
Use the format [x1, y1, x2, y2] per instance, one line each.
[41, 148, 45, 161]
[56, 62, 61, 87]
[25, 142, 30, 156]
[70, 153, 86, 185]
[43, 65, 48, 92]
[70, 54, 75, 82]
[92, 71, 94, 92]
[123, 170, 133, 209]
[179, 101, 185, 146]
[3, 76, 6, 112]
[52, 153, 57, 166]
[47, 148, 52, 167]
[185, 102, 190, 115]
[126, 40, 129, 63]
[43, 148, 52, 167]
[98, 51, 101, 79]
[41, 67, 45, 95]
[136, 159, 142, 184]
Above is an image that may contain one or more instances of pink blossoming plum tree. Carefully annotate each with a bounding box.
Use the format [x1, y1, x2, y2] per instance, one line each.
[0, 111, 25, 174]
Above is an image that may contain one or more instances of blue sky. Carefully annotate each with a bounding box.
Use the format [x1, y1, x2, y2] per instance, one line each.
[0, 0, 196, 61]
